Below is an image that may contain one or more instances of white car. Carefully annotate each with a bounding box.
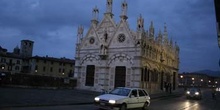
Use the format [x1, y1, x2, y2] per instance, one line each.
[94, 87, 150, 110]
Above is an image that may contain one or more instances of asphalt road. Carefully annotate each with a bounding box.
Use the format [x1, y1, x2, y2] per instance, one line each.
[2, 88, 219, 110]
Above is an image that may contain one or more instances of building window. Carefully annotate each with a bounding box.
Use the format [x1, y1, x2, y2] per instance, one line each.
[15, 66, 20, 70]
[17, 60, 20, 64]
[59, 68, 61, 73]
[9, 59, 12, 64]
[62, 69, 65, 73]
[85, 65, 95, 86]
[44, 60, 46, 64]
[8, 66, 12, 71]
[141, 68, 144, 82]
[51, 61, 53, 65]
[151, 70, 158, 82]
[50, 67, 53, 72]
[118, 34, 126, 43]
[35, 65, 38, 72]
[144, 68, 149, 81]
[43, 66, 46, 72]
[36, 59, 39, 63]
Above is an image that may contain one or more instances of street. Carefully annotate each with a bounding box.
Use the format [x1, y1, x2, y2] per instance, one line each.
[2, 88, 219, 110]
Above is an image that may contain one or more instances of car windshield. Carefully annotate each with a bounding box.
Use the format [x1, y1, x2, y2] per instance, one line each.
[109, 88, 131, 96]
[188, 88, 199, 92]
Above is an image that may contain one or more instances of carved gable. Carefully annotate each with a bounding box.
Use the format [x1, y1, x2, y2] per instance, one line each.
[96, 15, 116, 45]
[108, 20, 135, 48]
[81, 27, 100, 49]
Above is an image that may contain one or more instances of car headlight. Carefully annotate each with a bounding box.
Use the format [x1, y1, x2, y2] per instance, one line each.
[94, 97, 100, 102]
[109, 100, 116, 104]
[195, 92, 199, 95]
[186, 91, 190, 94]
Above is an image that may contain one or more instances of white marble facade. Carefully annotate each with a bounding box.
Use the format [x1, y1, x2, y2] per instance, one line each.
[74, 0, 179, 93]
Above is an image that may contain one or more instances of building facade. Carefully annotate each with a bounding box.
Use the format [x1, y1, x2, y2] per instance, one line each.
[0, 46, 22, 74]
[30, 56, 74, 78]
[0, 40, 75, 78]
[74, 0, 179, 93]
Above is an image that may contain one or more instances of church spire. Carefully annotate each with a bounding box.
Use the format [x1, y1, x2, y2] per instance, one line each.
[137, 14, 144, 31]
[163, 23, 169, 45]
[105, 0, 113, 18]
[157, 29, 163, 44]
[120, 0, 128, 20]
[149, 21, 155, 38]
[92, 6, 99, 21]
[77, 25, 84, 44]
[91, 6, 99, 27]
[106, 0, 113, 13]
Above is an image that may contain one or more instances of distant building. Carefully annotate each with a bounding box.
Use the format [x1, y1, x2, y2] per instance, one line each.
[20, 40, 34, 58]
[30, 56, 74, 78]
[178, 73, 220, 88]
[0, 40, 75, 78]
[0, 46, 22, 74]
[74, 0, 179, 93]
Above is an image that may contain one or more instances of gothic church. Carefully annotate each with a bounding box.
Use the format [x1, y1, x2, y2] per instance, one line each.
[74, 0, 179, 93]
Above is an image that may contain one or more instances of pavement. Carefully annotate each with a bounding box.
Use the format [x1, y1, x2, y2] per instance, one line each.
[0, 87, 184, 109]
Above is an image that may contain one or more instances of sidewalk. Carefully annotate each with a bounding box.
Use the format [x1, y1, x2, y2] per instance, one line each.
[0, 87, 184, 108]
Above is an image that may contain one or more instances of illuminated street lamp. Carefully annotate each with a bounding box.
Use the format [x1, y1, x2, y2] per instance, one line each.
[209, 80, 211, 83]
[191, 77, 195, 85]
[180, 75, 183, 78]
[215, 81, 218, 84]
[201, 79, 203, 82]
[1, 66, 4, 70]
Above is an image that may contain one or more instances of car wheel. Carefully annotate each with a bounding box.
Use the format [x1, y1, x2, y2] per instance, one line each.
[120, 104, 127, 110]
[142, 102, 149, 110]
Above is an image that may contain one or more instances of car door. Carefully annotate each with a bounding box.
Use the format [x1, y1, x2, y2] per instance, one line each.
[127, 89, 139, 109]
[137, 89, 148, 107]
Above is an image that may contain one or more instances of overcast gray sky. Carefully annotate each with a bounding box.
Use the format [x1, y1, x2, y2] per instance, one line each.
[0, 0, 219, 73]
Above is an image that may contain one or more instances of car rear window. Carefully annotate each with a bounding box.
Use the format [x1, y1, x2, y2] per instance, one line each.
[142, 90, 149, 96]
[138, 90, 146, 96]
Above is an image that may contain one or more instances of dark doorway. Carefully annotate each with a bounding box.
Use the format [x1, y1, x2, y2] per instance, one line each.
[114, 66, 126, 88]
[85, 65, 95, 86]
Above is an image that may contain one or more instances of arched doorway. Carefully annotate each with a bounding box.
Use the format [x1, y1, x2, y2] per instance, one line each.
[114, 66, 126, 88]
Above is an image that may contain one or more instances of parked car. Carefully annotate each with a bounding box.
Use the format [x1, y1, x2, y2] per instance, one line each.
[94, 87, 150, 110]
[186, 88, 202, 100]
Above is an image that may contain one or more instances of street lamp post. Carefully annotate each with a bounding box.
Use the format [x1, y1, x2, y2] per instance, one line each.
[192, 77, 195, 86]
[201, 79, 203, 87]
